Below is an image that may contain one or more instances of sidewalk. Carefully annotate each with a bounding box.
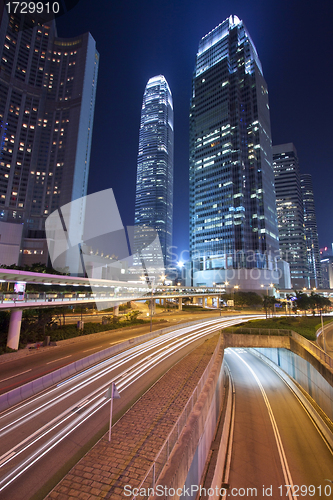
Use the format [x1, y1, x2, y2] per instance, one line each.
[46, 335, 219, 500]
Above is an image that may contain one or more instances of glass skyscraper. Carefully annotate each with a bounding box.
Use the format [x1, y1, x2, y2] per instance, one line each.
[273, 143, 308, 288]
[189, 15, 279, 289]
[300, 173, 322, 288]
[134, 75, 174, 268]
[0, 8, 99, 267]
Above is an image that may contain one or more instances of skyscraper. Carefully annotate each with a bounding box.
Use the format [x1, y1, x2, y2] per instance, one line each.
[300, 173, 322, 288]
[189, 15, 279, 289]
[0, 8, 99, 267]
[134, 75, 174, 268]
[273, 143, 308, 288]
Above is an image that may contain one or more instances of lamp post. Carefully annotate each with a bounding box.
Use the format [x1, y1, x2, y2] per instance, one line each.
[223, 281, 229, 315]
[141, 274, 155, 332]
[149, 276, 156, 332]
[233, 285, 239, 311]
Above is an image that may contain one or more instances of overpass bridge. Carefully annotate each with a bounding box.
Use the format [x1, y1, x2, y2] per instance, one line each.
[1, 268, 333, 349]
[0, 269, 226, 350]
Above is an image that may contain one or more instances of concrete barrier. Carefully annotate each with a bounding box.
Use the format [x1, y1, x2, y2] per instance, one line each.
[208, 367, 234, 500]
[151, 340, 226, 500]
[250, 348, 333, 449]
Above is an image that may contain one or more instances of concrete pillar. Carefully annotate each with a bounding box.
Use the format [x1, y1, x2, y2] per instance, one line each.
[202, 297, 207, 308]
[113, 305, 119, 316]
[178, 297, 182, 311]
[7, 309, 23, 350]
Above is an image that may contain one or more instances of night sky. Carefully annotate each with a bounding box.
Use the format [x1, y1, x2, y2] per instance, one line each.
[56, 0, 333, 263]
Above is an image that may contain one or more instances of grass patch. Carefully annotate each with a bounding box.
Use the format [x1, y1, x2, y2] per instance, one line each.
[225, 316, 333, 341]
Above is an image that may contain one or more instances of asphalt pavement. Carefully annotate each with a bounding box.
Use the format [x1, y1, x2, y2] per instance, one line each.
[0, 309, 225, 394]
[225, 348, 333, 498]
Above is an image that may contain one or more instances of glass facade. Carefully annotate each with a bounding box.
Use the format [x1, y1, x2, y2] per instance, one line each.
[0, 9, 98, 266]
[300, 174, 322, 288]
[273, 143, 308, 288]
[189, 16, 279, 287]
[134, 75, 174, 267]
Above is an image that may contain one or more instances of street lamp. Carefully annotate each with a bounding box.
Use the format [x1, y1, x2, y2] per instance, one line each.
[149, 276, 155, 332]
[233, 285, 239, 310]
[140, 274, 155, 331]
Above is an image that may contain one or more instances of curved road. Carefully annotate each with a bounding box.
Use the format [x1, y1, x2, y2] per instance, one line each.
[0, 317, 249, 500]
[225, 348, 333, 499]
[0, 310, 235, 394]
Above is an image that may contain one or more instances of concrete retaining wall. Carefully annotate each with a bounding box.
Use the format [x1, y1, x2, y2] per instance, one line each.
[151, 341, 226, 500]
[253, 347, 333, 422]
[223, 333, 290, 349]
[151, 332, 332, 500]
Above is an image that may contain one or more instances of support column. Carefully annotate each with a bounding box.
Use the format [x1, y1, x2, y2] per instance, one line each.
[202, 297, 207, 309]
[7, 309, 23, 350]
[178, 297, 182, 311]
[113, 305, 119, 316]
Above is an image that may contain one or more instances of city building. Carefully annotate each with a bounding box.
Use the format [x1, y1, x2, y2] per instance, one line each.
[300, 174, 322, 288]
[321, 257, 333, 289]
[134, 75, 174, 269]
[273, 143, 308, 289]
[0, 7, 99, 268]
[189, 15, 279, 289]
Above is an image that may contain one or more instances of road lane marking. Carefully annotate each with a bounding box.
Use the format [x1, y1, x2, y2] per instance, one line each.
[231, 350, 297, 500]
[83, 346, 103, 352]
[46, 355, 72, 365]
[0, 369, 32, 383]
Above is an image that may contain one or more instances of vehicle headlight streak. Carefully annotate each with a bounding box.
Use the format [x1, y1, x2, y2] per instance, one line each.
[0, 315, 263, 492]
[0, 319, 227, 435]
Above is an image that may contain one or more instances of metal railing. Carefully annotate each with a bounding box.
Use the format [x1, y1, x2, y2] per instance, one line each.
[291, 330, 333, 370]
[132, 335, 222, 500]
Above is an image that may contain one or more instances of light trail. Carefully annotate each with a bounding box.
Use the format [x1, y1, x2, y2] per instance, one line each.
[0, 315, 262, 492]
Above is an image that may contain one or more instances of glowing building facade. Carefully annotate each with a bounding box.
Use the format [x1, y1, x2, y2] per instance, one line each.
[189, 16, 279, 289]
[273, 143, 308, 288]
[0, 7, 98, 266]
[134, 75, 174, 268]
[300, 173, 322, 288]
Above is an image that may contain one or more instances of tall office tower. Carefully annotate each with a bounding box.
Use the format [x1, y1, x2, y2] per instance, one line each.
[189, 15, 279, 289]
[0, 7, 99, 267]
[300, 174, 322, 288]
[273, 143, 308, 288]
[134, 75, 174, 269]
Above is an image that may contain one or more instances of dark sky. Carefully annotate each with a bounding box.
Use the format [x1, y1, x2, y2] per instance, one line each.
[57, 0, 333, 262]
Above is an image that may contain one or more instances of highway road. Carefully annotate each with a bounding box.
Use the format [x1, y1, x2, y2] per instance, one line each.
[225, 348, 333, 499]
[0, 316, 251, 500]
[0, 310, 244, 394]
[0, 320, 173, 395]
